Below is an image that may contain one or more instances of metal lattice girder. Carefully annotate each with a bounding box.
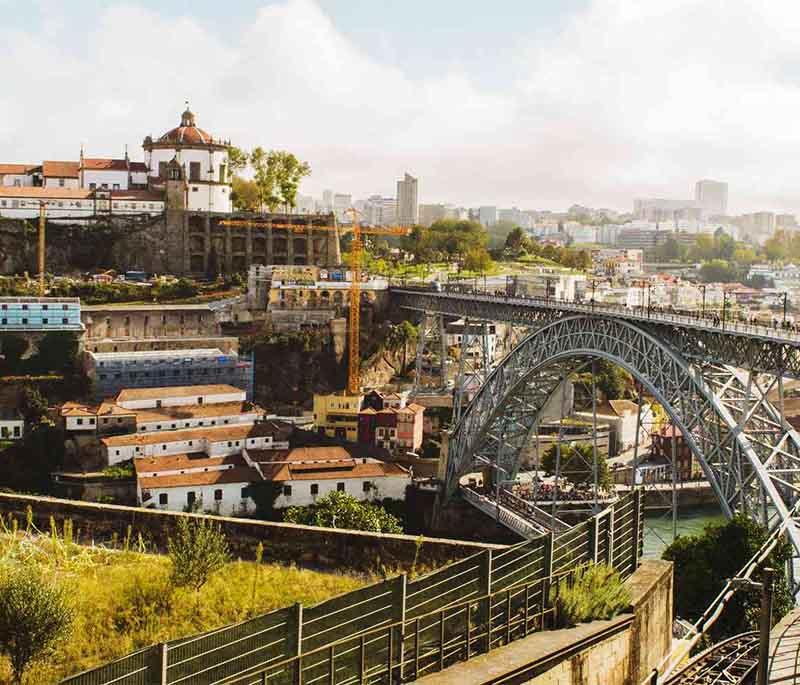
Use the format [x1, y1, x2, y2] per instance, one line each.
[392, 288, 800, 379]
[440, 314, 800, 567]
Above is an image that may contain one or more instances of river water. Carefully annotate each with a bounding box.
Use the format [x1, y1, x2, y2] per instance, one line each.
[642, 506, 725, 559]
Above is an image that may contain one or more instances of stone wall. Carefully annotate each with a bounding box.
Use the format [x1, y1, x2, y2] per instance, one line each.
[0, 210, 341, 277]
[418, 560, 673, 685]
[0, 492, 500, 573]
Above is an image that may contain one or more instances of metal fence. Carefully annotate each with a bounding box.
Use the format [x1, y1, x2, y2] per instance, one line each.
[62, 491, 643, 685]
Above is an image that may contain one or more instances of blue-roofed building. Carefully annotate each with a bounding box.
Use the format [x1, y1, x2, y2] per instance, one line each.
[85, 347, 253, 400]
[0, 297, 83, 332]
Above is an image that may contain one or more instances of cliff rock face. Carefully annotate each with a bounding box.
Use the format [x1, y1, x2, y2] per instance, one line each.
[0, 216, 170, 275]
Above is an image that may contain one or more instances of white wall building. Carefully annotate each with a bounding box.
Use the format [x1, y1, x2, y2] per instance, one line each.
[42, 161, 80, 189]
[143, 107, 232, 213]
[115, 384, 246, 410]
[102, 420, 290, 464]
[0, 410, 23, 441]
[257, 446, 411, 509]
[0, 164, 36, 187]
[0, 187, 164, 220]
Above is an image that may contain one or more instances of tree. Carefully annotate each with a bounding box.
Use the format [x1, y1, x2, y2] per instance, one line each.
[541, 443, 611, 488]
[249, 148, 311, 212]
[464, 246, 493, 273]
[231, 176, 260, 212]
[699, 259, 738, 283]
[227, 145, 249, 175]
[505, 227, 526, 251]
[663, 515, 793, 641]
[283, 491, 403, 533]
[168, 517, 230, 592]
[31, 332, 80, 375]
[0, 568, 73, 683]
[17, 386, 47, 424]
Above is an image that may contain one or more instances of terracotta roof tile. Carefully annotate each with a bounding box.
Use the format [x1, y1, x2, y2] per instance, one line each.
[102, 420, 290, 448]
[139, 466, 258, 489]
[116, 384, 243, 403]
[0, 164, 37, 175]
[42, 161, 79, 178]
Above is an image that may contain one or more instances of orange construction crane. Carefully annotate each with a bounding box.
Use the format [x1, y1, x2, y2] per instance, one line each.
[219, 214, 409, 394]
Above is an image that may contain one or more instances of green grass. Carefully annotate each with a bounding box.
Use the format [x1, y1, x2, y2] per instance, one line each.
[552, 563, 631, 628]
[0, 520, 368, 683]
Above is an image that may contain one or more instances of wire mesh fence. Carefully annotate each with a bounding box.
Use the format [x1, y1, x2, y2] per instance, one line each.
[62, 491, 643, 685]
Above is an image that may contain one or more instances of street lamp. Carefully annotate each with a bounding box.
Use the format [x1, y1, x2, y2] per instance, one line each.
[722, 291, 729, 331]
[700, 284, 707, 319]
[646, 282, 652, 318]
[783, 291, 789, 326]
[730, 568, 774, 685]
[590, 279, 597, 312]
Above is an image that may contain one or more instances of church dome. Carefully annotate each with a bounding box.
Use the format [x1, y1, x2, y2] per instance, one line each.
[156, 106, 217, 146]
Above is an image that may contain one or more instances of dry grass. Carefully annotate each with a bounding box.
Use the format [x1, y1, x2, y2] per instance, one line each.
[0, 516, 368, 684]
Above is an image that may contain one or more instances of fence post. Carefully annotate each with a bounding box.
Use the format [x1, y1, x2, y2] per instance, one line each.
[480, 549, 493, 653]
[607, 506, 615, 567]
[395, 574, 407, 684]
[631, 490, 642, 574]
[291, 602, 303, 685]
[542, 532, 554, 627]
[588, 515, 599, 564]
[159, 643, 168, 685]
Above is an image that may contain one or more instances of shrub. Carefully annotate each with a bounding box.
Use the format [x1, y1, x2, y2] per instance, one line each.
[283, 491, 403, 533]
[0, 567, 73, 683]
[552, 564, 630, 628]
[168, 518, 230, 592]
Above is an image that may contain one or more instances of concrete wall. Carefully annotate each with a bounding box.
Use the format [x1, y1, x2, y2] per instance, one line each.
[0, 492, 500, 573]
[418, 560, 673, 685]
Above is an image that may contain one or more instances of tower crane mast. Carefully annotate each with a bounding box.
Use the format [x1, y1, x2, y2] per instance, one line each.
[219, 214, 409, 394]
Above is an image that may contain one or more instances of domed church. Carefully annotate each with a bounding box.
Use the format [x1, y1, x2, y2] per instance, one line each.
[143, 105, 232, 213]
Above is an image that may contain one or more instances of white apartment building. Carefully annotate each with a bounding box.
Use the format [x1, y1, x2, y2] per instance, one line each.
[396, 173, 418, 226]
[102, 420, 290, 464]
[258, 446, 411, 509]
[0, 410, 23, 441]
[333, 193, 352, 223]
[0, 187, 165, 219]
[694, 179, 728, 216]
[136, 452, 261, 516]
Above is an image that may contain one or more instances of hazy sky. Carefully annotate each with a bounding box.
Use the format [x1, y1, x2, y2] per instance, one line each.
[2, 0, 799, 214]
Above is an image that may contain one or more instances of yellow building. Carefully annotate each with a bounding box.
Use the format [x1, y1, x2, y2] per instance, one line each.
[313, 392, 363, 441]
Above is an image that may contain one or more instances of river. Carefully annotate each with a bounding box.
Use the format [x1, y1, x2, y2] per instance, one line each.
[642, 505, 725, 559]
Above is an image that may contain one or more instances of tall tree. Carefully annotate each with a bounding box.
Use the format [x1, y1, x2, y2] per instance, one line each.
[249, 148, 311, 212]
[227, 146, 249, 175]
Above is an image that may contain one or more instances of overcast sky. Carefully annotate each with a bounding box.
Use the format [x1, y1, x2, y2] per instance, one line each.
[2, 0, 799, 214]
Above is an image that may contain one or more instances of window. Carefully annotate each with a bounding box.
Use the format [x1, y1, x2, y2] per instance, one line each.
[337, 482, 345, 492]
[310, 484, 319, 495]
[59, 178, 65, 187]
[189, 161, 201, 181]
[158, 161, 167, 178]
[362, 481, 372, 492]
[241, 487, 250, 498]
[62, 318, 68, 324]
[187, 491, 196, 507]
[159, 493, 168, 505]
[21, 318, 27, 325]
[113, 183, 120, 190]
[214, 489, 223, 501]
[283, 485, 292, 496]
[76, 418, 83, 426]
[89, 182, 96, 190]
[42, 318, 48, 324]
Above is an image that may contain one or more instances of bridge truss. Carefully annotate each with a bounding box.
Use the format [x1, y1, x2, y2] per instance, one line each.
[394, 289, 800, 582]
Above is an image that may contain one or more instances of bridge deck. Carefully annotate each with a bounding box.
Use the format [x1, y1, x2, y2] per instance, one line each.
[770, 607, 800, 684]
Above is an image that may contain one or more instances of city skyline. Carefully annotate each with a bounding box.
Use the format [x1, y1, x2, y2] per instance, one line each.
[3, 1, 800, 213]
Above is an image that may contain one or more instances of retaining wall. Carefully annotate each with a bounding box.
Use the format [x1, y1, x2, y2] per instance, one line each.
[0, 492, 499, 573]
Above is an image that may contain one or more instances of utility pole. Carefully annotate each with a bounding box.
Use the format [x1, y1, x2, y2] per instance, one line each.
[783, 292, 789, 325]
[700, 284, 707, 318]
[38, 201, 46, 296]
[722, 291, 729, 331]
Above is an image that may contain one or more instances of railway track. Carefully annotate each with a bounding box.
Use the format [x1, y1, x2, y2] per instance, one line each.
[664, 632, 760, 684]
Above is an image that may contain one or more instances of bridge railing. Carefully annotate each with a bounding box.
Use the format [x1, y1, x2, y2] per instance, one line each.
[390, 282, 800, 345]
[62, 492, 643, 685]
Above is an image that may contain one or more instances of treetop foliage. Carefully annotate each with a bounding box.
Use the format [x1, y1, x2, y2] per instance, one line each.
[168, 517, 231, 592]
[283, 491, 403, 534]
[663, 514, 793, 641]
[229, 147, 311, 212]
[541, 442, 612, 489]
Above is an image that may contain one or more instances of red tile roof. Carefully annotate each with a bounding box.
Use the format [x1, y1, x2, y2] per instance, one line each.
[102, 420, 290, 448]
[0, 164, 37, 175]
[139, 466, 257, 489]
[42, 161, 79, 178]
[252, 446, 410, 482]
[81, 158, 150, 173]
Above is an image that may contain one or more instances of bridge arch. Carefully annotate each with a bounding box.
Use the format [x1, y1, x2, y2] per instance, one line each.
[445, 315, 800, 554]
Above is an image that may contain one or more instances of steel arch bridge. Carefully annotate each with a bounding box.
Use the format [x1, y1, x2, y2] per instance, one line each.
[392, 287, 800, 574]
